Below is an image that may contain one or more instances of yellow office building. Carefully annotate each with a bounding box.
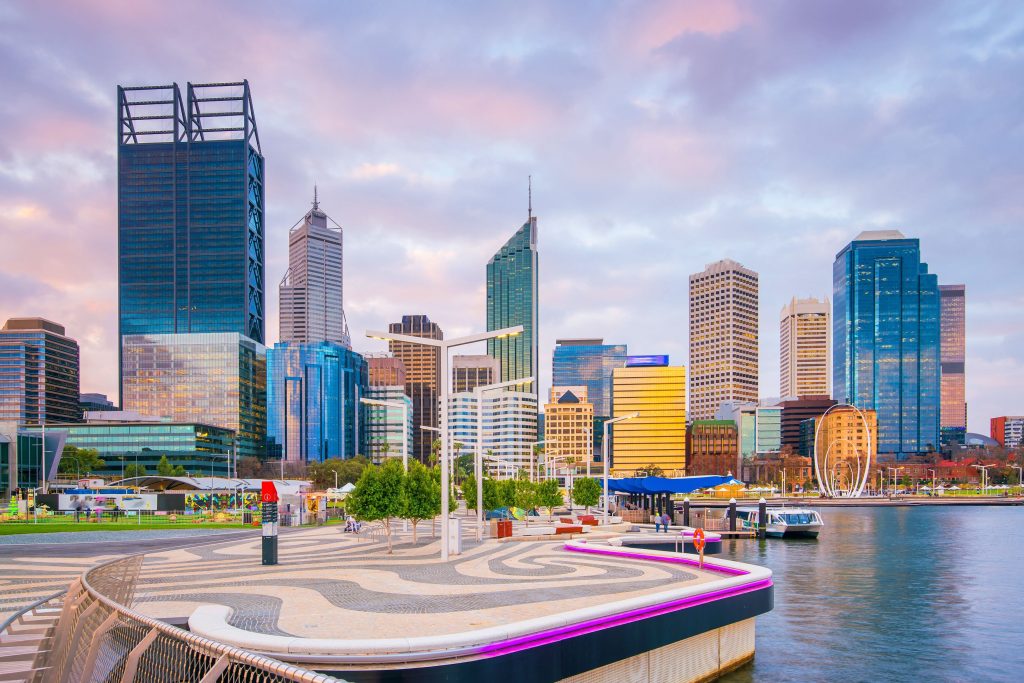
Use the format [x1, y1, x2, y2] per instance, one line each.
[611, 362, 686, 476]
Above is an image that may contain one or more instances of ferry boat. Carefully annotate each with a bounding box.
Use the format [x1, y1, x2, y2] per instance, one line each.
[736, 507, 824, 538]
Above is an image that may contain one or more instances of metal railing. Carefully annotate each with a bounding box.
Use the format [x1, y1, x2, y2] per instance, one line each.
[36, 556, 346, 683]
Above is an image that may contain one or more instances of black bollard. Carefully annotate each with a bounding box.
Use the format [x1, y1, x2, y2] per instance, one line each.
[729, 497, 737, 532]
[683, 497, 690, 527]
[758, 497, 767, 540]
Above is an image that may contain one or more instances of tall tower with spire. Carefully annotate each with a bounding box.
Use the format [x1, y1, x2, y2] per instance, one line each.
[279, 189, 351, 347]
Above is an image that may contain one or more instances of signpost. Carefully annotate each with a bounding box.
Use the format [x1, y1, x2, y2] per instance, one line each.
[261, 481, 279, 566]
[693, 527, 706, 569]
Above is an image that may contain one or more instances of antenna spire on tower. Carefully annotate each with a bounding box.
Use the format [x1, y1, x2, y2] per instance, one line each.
[528, 175, 532, 220]
[312, 184, 319, 211]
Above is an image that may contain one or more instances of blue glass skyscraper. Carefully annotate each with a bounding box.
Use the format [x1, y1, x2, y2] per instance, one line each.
[552, 339, 627, 418]
[486, 215, 538, 387]
[266, 342, 368, 463]
[833, 230, 940, 458]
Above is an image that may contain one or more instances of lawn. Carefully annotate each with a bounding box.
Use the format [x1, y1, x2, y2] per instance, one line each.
[0, 518, 252, 535]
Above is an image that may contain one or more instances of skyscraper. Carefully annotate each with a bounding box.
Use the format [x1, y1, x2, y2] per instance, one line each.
[279, 191, 350, 347]
[543, 387, 595, 468]
[452, 354, 500, 392]
[118, 81, 267, 455]
[365, 356, 413, 464]
[780, 297, 830, 398]
[447, 390, 538, 477]
[939, 284, 966, 444]
[688, 259, 759, 420]
[486, 215, 538, 388]
[388, 315, 443, 463]
[0, 318, 81, 425]
[551, 339, 627, 418]
[833, 230, 940, 458]
[611, 357, 686, 476]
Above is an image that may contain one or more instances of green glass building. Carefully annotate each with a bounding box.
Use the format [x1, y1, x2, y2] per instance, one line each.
[486, 216, 538, 388]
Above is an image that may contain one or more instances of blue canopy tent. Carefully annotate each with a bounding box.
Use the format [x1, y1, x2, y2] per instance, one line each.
[606, 475, 743, 495]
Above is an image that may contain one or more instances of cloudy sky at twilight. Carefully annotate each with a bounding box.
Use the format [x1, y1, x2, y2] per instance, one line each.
[1, 0, 1021, 433]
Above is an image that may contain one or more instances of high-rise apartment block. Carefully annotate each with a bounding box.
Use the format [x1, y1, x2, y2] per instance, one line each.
[686, 421, 739, 476]
[939, 284, 966, 443]
[610, 357, 686, 476]
[452, 355, 500, 392]
[543, 387, 595, 467]
[388, 315, 443, 463]
[780, 297, 830, 398]
[487, 216, 538, 389]
[991, 416, 1024, 449]
[833, 230, 940, 458]
[0, 318, 81, 425]
[279, 193, 350, 347]
[688, 259, 759, 420]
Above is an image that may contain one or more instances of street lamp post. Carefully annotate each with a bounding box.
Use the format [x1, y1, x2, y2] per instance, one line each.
[1010, 465, 1023, 496]
[530, 440, 546, 482]
[368, 325, 523, 562]
[973, 464, 993, 495]
[360, 397, 410, 473]
[928, 468, 936, 495]
[603, 412, 640, 525]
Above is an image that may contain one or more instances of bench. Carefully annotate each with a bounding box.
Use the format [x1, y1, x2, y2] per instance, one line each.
[578, 515, 598, 526]
[554, 525, 583, 534]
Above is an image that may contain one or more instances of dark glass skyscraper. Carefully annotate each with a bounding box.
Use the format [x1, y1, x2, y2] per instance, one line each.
[0, 318, 81, 425]
[833, 230, 940, 458]
[552, 339, 627, 418]
[117, 81, 265, 346]
[486, 216, 538, 387]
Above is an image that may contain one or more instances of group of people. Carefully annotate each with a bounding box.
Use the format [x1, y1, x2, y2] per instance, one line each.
[343, 514, 361, 533]
[653, 512, 672, 532]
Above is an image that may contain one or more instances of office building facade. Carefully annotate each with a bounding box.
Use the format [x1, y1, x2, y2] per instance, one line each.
[544, 387, 594, 468]
[807, 408, 878, 490]
[266, 342, 367, 463]
[486, 216, 538, 389]
[688, 260, 759, 420]
[367, 355, 407, 388]
[833, 230, 940, 458]
[0, 318, 81, 425]
[991, 416, 1024, 449]
[452, 354, 500, 392]
[279, 193, 350, 347]
[388, 315, 443, 463]
[610, 359, 686, 476]
[448, 391, 538, 477]
[122, 333, 266, 458]
[80, 393, 115, 414]
[363, 385, 413, 464]
[686, 421, 739, 476]
[780, 297, 830, 398]
[939, 284, 966, 444]
[551, 339, 627, 418]
[779, 395, 837, 453]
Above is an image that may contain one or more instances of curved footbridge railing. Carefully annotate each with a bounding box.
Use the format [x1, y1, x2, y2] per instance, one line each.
[34, 555, 345, 683]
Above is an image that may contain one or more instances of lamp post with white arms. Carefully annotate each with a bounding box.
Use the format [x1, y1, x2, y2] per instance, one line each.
[366, 325, 523, 562]
[973, 463, 993, 495]
[603, 412, 640, 524]
[1011, 465, 1023, 496]
[529, 439, 546, 482]
[360, 397, 409, 473]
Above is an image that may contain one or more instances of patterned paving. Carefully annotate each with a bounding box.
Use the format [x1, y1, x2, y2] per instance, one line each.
[132, 524, 718, 639]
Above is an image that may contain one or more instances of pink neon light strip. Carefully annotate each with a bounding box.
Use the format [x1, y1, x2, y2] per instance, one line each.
[565, 543, 748, 575]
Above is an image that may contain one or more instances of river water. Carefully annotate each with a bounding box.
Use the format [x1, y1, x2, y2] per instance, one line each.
[718, 505, 1024, 683]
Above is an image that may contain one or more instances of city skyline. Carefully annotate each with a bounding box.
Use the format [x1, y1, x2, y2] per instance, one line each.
[1, 1, 1021, 433]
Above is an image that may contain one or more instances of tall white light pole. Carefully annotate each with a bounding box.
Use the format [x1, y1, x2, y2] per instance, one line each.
[603, 412, 639, 524]
[1011, 465, 1023, 496]
[473, 376, 533, 540]
[530, 440, 546, 482]
[360, 397, 409, 472]
[973, 464, 992, 495]
[367, 325, 523, 562]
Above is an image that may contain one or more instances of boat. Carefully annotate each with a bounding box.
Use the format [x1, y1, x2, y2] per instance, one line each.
[736, 507, 824, 538]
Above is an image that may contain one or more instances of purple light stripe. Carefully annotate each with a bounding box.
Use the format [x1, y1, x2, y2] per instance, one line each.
[478, 577, 773, 658]
[566, 543, 748, 575]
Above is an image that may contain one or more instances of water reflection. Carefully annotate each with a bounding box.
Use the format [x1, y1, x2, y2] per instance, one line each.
[719, 506, 1024, 683]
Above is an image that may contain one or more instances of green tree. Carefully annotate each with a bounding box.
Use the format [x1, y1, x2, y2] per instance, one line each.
[455, 453, 474, 483]
[156, 455, 185, 477]
[429, 465, 457, 513]
[462, 473, 478, 511]
[536, 479, 563, 519]
[124, 463, 148, 478]
[404, 461, 440, 543]
[635, 463, 664, 477]
[429, 438, 441, 467]
[482, 477, 501, 511]
[308, 457, 370, 490]
[236, 456, 262, 479]
[514, 480, 538, 525]
[57, 445, 105, 476]
[348, 459, 408, 553]
[497, 478, 517, 508]
[571, 477, 601, 513]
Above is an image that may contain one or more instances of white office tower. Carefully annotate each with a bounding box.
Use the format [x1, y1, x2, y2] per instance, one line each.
[279, 190, 351, 348]
[448, 391, 538, 478]
[779, 296, 831, 398]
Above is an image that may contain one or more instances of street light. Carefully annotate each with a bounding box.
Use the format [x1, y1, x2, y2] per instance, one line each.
[603, 412, 640, 524]
[928, 468, 936, 495]
[530, 439, 546, 482]
[360, 397, 410, 473]
[1010, 465, 1022, 496]
[368, 323, 524, 562]
[973, 463, 993, 495]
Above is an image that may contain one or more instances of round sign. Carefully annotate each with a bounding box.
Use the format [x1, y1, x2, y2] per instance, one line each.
[693, 527, 706, 551]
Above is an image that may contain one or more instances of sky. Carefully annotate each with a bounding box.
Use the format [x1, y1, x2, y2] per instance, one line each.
[0, 0, 1021, 434]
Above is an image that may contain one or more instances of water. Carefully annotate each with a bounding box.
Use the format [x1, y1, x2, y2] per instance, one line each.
[718, 505, 1024, 683]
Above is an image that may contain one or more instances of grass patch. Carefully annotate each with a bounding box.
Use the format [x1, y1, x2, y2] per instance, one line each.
[0, 522, 249, 535]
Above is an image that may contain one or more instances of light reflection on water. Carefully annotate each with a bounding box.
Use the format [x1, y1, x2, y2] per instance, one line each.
[718, 505, 1024, 683]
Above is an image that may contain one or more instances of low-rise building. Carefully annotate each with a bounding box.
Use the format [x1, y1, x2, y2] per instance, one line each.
[543, 387, 594, 470]
[686, 420, 739, 476]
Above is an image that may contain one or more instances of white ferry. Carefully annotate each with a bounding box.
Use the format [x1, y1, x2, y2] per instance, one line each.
[736, 507, 824, 538]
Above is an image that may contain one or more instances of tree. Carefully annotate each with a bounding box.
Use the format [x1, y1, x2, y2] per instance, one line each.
[536, 479, 563, 519]
[572, 477, 601, 513]
[429, 438, 441, 467]
[635, 464, 664, 477]
[404, 461, 440, 543]
[57, 446, 105, 476]
[236, 456, 262, 479]
[455, 453, 474, 483]
[497, 478, 517, 508]
[348, 459, 407, 553]
[124, 463, 148, 478]
[514, 480, 538, 525]
[308, 457, 369, 490]
[482, 477, 501, 511]
[463, 473, 478, 511]
[156, 455, 185, 477]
